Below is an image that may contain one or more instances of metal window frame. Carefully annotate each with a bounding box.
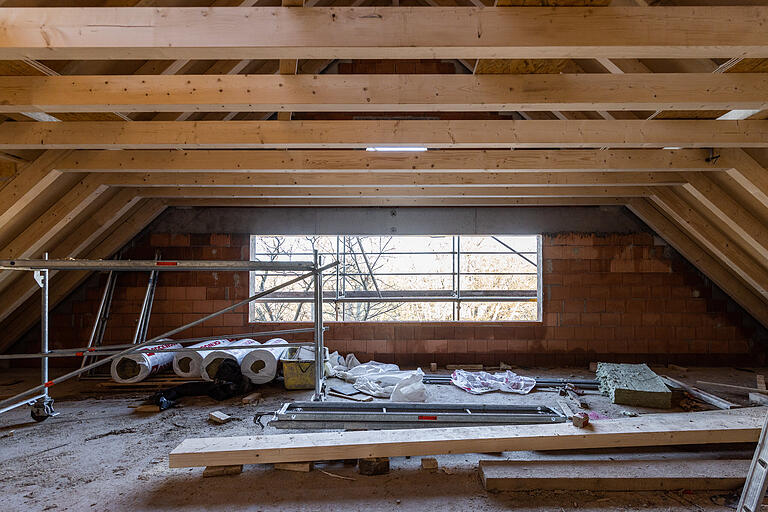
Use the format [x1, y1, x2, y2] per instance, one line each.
[249, 234, 542, 323]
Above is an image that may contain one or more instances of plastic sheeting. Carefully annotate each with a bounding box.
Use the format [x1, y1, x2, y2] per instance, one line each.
[110, 341, 183, 383]
[200, 338, 261, 381]
[172, 339, 232, 379]
[337, 361, 427, 401]
[240, 338, 287, 384]
[450, 369, 536, 395]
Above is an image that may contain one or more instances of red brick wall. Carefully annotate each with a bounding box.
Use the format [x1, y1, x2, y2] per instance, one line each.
[15, 230, 761, 367]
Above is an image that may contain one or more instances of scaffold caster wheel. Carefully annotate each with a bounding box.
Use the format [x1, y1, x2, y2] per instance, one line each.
[30, 396, 57, 422]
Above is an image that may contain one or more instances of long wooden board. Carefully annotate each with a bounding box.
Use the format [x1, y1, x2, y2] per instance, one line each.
[2, 120, 766, 149]
[169, 408, 767, 468]
[479, 459, 750, 491]
[3, 74, 767, 113]
[0, 7, 766, 60]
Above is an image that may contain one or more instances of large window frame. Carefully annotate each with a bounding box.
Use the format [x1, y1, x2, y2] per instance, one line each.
[249, 234, 542, 322]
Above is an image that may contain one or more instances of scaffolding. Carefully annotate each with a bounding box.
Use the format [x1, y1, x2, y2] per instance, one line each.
[0, 253, 337, 420]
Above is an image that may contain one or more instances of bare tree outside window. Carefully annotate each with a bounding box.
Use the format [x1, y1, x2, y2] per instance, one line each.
[249, 235, 541, 322]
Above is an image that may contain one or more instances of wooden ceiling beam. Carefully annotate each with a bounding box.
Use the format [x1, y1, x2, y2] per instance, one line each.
[164, 197, 627, 207]
[132, 185, 651, 198]
[93, 171, 686, 187]
[649, 186, 768, 300]
[0, 199, 167, 351]
[720, 148, 768, 207]
[1, 7, 766, 59]
[3, 74, 767, 113]
[0, 188, 141, 325]
[57, 149, 723, 172]
[1, 120, 765, 149]
[627, 198, 768, 328]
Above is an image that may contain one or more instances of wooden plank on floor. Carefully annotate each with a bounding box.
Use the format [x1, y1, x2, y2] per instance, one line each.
[169, 407, 767, 468]
[479, 459, 750, 491]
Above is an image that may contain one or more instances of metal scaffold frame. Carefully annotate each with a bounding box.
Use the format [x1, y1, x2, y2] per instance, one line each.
[0, 252, 336, 420]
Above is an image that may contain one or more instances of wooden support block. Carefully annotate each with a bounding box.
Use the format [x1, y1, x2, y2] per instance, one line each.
[749, 393, 768, 406]
[757, 375, 766, 391]
[589, 362, 598, 372]
[203, 465, 243, 478]
[479, 459, 750, 491]
[572, 412, 590, 428]
[275, 462, 314, 472]
[241, 392, 262, 405]
[209, 411, 232, 424]
[132, 404, 161, 413]
[430, 363, 437, 373]
[421, 457, 438, 471]
[358, 457, 390, 476]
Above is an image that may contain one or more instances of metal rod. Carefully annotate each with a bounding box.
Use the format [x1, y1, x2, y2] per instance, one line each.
[0, 260, 339, 411]
[80, 270, 115, 373]
[356, 237, 382, 298]
[313, 249, 324, 401]
[0, 342, 316, 359]
[0, 259, 316, 272]
[40, 253, 49, 400]
[251, 296, 537, 303]
[0, 393, 46, 415]
[0, 327, 325, 360]
[492, 236, 538, 268]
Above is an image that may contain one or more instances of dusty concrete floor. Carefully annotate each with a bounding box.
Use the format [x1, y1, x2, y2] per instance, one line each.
[0, 365, 764, 511]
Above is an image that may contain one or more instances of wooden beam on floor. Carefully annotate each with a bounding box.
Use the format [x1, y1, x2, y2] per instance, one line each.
[169, 408, 765, 467]
[0, 199, 167, 352]
[3, 74, 768, 113]
[96, 172, 684, 187]
[1, 120, 766, 149]
[0, 7, 766, 60]
[627, 198, 768, 328]
[57, 149, 724, 172]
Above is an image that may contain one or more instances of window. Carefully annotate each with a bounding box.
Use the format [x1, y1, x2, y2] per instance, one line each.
[249, 235, 541, 322]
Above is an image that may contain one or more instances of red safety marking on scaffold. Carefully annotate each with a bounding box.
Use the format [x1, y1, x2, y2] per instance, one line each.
[75, 352, 84, 357]
[156, 261, 178, 266]
[44, 381, 54, 388]
[418, 415, 437, 421]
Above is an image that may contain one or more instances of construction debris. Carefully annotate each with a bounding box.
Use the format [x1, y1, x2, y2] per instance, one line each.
[661, 376, 738, 410]
[596, 362, 672, 409]
[241, 392, 262, 405]
[133, 404, 161, 413]
[208, 411, 232, 424]
[202, 465, 242, 478]
[572, 412, 590, 428]
[749, 393, 768, 406]
[479, 459, 750, 492]
[358, 457, 390, 476]
[698, 380, 768, 395]
[328, 390, 373, 402]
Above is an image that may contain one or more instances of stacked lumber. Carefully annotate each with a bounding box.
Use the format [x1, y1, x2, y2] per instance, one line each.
[169, 407, 766, 468]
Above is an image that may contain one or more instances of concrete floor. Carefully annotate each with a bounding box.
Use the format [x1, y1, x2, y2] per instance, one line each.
[0, 365, 764, 511]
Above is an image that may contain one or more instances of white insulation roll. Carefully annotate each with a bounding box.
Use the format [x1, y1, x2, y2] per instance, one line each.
[200, 337, 261, 381]
[172, 338, 232, 379]
[110, 340, 183, 384]
[240, 338, 288, 384]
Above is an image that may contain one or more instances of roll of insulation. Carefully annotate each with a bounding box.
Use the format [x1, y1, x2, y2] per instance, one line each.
[200, 337, 261, 381]
[240, 338, 288, 384]
[110, 340, 183, 384]
[172, 338, 232, 379]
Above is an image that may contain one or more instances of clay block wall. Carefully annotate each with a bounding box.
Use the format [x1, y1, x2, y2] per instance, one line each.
[14, 229, 762, 368]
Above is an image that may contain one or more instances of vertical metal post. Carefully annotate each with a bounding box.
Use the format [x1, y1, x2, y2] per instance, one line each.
[41, 253, 49, 399]
[313, 249, 325, 401]
[537, 235, 544, 322]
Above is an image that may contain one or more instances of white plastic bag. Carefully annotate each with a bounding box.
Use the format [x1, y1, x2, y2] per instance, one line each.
[450, 369, 536, 395]
[343, 362, 427, 401]
[390, 371, 427, 402]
